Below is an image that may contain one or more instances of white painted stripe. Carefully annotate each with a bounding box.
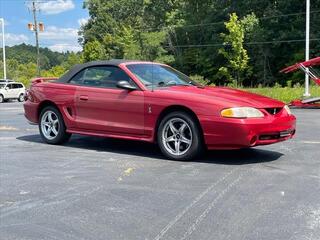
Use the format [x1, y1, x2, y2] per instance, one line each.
[180, 172, 247, 240]
[0, 107, 22, 111]
[0, 126, 18, 131]
[0, 137, 16, 140]
[153, 168, 238, 240]
[299, 141, 320, 144]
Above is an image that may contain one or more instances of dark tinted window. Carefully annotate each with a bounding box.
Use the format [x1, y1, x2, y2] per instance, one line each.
[6, 84, 13, 89]
[69, 66, 133, 89]
[126, 64, 200, 89]
[69, 70, 85, 85]
[13, 84, 23, 88]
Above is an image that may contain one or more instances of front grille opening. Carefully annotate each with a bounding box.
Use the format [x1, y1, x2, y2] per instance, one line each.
[259, 129, 294, 140]
[259, 134, 280, 140]
[265, 108, 282, 115]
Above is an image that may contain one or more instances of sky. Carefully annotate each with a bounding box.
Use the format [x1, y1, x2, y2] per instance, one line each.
[0, 0, 89, 52]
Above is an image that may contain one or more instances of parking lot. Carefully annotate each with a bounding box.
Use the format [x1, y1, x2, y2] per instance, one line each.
[0, 101, 319, 240]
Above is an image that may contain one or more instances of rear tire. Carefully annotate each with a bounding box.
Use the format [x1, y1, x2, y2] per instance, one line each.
[18, 93, 24, 102]
[39, 106, 71, 144]
[157, 111, 204, 160]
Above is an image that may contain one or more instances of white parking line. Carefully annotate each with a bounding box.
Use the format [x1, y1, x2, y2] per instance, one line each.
[0, 137, 16, 140]
[298, 141, 320, 144]
[0, 107, 22, 111]
[153, 168, 239, 240]
[180, 172, 247, 240]
[0, 126, 18, 131]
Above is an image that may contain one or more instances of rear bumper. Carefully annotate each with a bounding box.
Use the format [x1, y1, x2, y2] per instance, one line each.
[23, 100, 39, 124]
[200, 114, 296, 150]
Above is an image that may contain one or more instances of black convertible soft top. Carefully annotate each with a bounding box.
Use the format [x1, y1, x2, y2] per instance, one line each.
[56, 59, 140, 83]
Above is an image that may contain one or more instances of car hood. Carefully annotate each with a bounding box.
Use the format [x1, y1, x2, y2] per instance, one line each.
[160, 86, 285, 108]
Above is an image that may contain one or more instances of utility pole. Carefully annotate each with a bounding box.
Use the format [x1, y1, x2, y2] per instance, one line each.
[30, 1, 41, 76]
[304, 0, 310, 97]
[0, 18, 6, 80]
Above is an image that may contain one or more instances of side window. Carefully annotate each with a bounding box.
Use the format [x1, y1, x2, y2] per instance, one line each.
[13, 84, 20, 89]
[69, 70, 85, 85]
[6, 84, 13, 89]
[69, 66, 133, 89]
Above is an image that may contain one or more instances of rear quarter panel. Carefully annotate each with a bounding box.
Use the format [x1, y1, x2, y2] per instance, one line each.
[26, 82, 77, 128]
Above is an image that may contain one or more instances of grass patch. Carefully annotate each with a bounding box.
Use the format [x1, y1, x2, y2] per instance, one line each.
[243, 86, 320, 103]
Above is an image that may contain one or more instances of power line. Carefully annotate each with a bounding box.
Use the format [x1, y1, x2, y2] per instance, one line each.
[259, 10, 320, 20]
[143, 9, 320, 31]
[165, 38, 320, 48]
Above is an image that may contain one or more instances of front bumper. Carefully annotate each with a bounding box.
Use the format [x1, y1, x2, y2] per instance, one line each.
[200, 114, 296, 150]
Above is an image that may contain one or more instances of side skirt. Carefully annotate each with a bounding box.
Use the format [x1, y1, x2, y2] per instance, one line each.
[67, 128, 154, 143]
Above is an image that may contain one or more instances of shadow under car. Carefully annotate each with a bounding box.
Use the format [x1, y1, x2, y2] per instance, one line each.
[17, 134, 283, 165]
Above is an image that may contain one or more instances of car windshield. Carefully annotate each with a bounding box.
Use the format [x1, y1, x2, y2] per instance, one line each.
[0, 84, 6, 89]
[126, 64, 201, 89]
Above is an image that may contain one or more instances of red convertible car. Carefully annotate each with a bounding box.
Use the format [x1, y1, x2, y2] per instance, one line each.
[24, 60, 296, 160]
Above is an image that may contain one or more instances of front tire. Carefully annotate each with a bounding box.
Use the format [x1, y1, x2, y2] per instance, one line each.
[18, 93, 24, 102]
[39, 106, 71, 144]
[157, 111, 203, 160]
[0, 94, 4, 103]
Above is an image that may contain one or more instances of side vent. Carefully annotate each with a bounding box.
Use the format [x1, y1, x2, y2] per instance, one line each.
[66, 107, 73, 117]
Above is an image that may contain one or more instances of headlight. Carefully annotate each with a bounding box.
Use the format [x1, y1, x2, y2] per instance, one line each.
[221, 107, 264, 118]
[284, 105, 292, 115]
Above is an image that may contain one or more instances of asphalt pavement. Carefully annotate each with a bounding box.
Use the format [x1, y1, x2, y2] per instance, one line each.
[0, 101, 319, 240]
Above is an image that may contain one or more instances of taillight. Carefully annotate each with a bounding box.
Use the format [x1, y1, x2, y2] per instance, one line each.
[24, 90, 29, 101]
[24, 89, 34, 102]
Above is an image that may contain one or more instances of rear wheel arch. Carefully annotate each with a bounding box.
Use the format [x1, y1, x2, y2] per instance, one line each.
[39, 105, 71, 144]
[38, 100, 60, 119]
[155, 105, 204, 143]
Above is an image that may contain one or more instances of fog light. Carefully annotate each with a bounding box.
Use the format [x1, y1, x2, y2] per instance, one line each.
[250, 136, 257, 146]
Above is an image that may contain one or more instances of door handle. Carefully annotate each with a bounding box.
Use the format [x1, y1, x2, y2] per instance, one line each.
[79, 95, 89, 101]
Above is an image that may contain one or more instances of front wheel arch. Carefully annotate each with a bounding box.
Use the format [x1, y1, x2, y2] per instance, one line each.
[155, 105, 205, 144]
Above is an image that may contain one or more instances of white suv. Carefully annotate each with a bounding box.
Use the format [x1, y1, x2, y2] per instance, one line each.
[0, 82, 26, 103]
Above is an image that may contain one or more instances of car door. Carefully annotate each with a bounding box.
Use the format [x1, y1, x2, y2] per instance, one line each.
[5, 83, 14, 98]
[72, 65, 145, 135]
[12, 84, 20, 98]
[16, 83, 25, 96]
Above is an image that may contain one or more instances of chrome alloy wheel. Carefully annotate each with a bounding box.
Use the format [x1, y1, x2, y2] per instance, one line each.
[19, 94, 24, 102]
[41, 110, 60, 140]
[162, 118, 192, 156]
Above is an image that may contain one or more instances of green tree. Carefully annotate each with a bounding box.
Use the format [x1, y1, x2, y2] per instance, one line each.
[115, 26, 141, 59]
[79, 0, 174, 62]
[42, 65, 67, 78]
[62, 52, 83, 69]
[82, 40, 106, 62]
[219, 13, 257, 86]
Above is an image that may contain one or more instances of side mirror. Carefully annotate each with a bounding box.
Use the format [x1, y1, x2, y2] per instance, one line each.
[116, 81, 137, 91]
[5, 87, 9, 90]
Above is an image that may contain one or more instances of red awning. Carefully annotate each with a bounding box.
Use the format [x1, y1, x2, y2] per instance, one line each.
[281, 57, 320, 73]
